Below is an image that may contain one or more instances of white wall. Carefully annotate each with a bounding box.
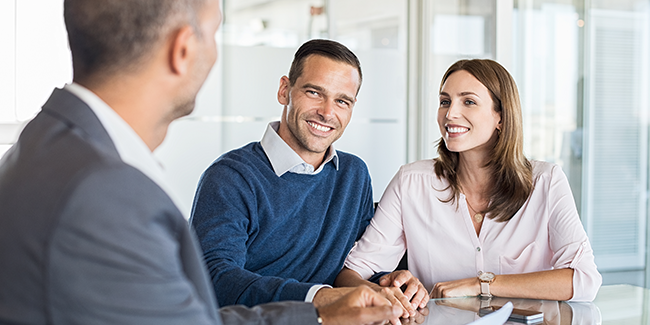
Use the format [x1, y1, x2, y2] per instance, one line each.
[0, 0, 72, 160]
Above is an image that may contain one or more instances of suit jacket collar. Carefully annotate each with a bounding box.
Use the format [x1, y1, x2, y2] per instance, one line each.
[41, 87, 119, 157]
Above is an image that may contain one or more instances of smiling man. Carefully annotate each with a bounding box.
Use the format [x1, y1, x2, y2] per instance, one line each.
[190, 39, 374, 309]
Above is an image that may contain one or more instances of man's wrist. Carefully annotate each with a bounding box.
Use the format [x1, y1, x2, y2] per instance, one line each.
[306, 284, 333, 303]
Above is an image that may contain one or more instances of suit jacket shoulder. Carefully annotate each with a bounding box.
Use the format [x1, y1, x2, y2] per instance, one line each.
[0, 88, 319, 325]
[0, 89, 218, 325]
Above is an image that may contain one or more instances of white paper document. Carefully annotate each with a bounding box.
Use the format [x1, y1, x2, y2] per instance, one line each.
[467, 301, 513, 325]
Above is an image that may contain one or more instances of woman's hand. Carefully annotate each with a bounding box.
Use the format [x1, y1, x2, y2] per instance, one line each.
[378, 270, 429, 317]
[430, 277, 480, 299]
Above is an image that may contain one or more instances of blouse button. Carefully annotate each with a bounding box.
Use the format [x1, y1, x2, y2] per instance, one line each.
[477, 247, 481, 252]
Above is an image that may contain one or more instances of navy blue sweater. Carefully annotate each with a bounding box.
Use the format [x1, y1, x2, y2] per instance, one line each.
[190, 142, 374, 307]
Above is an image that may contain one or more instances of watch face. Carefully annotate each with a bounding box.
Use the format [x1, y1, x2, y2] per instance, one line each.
[479, 272, 495, 282]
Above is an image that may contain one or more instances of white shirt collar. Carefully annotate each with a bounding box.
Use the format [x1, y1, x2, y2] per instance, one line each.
[64, 83, 187, 217]
[260, 121, 339, 177]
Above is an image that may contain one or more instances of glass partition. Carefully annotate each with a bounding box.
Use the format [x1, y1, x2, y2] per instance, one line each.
[425, 0, 497, 159]
[167, 0, 409, 205]
[512, 0, 650, 285]
[0, 0, 71, 160]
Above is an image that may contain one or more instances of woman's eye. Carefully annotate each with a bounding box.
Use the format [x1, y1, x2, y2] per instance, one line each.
[465, 99, 476, 105]
[440, 100, 450, 106]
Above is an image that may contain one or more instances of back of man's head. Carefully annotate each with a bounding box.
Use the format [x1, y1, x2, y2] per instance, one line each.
[64, 0, 205, 84]
[288, 39, 363, 91]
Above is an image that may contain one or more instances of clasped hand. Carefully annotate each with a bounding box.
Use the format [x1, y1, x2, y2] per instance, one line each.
[377, 270, 429, 319]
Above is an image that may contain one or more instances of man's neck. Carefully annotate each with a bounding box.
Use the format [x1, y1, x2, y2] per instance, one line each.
[276, 123, 328, 168]
[77, 78, 171, 152]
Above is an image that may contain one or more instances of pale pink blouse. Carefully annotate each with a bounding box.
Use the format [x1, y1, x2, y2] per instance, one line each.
[344, 160, 602, 301]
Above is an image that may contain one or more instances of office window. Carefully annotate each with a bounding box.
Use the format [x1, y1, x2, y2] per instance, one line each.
[424, 0, 497, 159]
[585, 1, 650, 283]
[0, 0, 71, 159]
[512, 0, 650, 285]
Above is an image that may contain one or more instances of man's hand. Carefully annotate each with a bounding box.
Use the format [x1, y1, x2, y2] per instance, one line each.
[378, 270, 429, 317]
[430, 277, 479, 299]
[317, 285, 403, 325]
[313, 287, 356, 308]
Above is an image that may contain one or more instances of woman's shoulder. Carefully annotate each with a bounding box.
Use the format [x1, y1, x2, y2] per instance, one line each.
[399, 159, 436, 175]
[531, 160, 562, 174]
[530, 160, 568, 185]
[396, 159, 448, 185]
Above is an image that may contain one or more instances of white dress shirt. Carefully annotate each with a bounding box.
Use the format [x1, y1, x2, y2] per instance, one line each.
[64, 83, 185, 216]
[344, 159, 602, 301]
[260, 121, 338, 176]
[259, 121, 338, 302]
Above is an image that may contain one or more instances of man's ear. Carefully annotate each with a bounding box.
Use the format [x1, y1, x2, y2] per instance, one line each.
[169, 25, 196, 75]
[277, 76, 291, 105]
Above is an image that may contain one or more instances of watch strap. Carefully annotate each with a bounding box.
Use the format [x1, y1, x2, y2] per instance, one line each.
[480, 281, 491, 296]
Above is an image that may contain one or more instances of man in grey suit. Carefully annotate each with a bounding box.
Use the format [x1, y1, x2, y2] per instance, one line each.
[0, 0, 402, 324]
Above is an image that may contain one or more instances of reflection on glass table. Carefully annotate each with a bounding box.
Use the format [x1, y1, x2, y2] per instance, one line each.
[398, 284, 650, 325]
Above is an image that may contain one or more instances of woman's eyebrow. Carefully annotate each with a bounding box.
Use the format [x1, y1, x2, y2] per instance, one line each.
[439, 91, 480, 97]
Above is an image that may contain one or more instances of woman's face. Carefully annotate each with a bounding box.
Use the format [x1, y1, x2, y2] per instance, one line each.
[437, 70, 501, 155]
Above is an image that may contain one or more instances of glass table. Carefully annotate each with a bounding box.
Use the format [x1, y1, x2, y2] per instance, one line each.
[402, 284, 650, 325]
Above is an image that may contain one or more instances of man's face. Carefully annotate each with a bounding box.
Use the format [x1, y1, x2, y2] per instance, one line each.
[277, 54, 360, 165]
[172, 0, 222, 118]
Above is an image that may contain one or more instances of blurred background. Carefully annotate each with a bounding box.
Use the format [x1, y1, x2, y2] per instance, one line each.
[1, 0, 649, 289]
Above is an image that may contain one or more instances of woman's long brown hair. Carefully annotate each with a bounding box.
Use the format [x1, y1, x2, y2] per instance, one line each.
[434, 59, 533, 222]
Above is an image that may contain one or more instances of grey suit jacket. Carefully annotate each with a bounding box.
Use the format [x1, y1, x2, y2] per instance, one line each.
[0, 88, 318, 324]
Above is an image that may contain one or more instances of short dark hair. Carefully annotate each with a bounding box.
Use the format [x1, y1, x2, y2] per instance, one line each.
[64, 0, 205, 81]
[288, 39, 363, 90]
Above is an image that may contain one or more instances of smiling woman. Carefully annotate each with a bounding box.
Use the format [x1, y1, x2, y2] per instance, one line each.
[437, 70, 502, 163]
[338, 58, 602, 303]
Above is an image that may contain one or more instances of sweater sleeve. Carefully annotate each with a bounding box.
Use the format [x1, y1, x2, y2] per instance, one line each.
[355, 163, 375, 241]
[546, 164, 602, 301]
[190, 160, 315, 307]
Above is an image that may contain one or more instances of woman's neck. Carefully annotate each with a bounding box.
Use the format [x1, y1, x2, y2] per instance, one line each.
[457, 151, 491, 199]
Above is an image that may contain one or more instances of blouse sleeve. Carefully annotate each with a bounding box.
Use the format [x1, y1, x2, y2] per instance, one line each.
[546, 164, 602, 301]
[344, 167, 407, 279]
